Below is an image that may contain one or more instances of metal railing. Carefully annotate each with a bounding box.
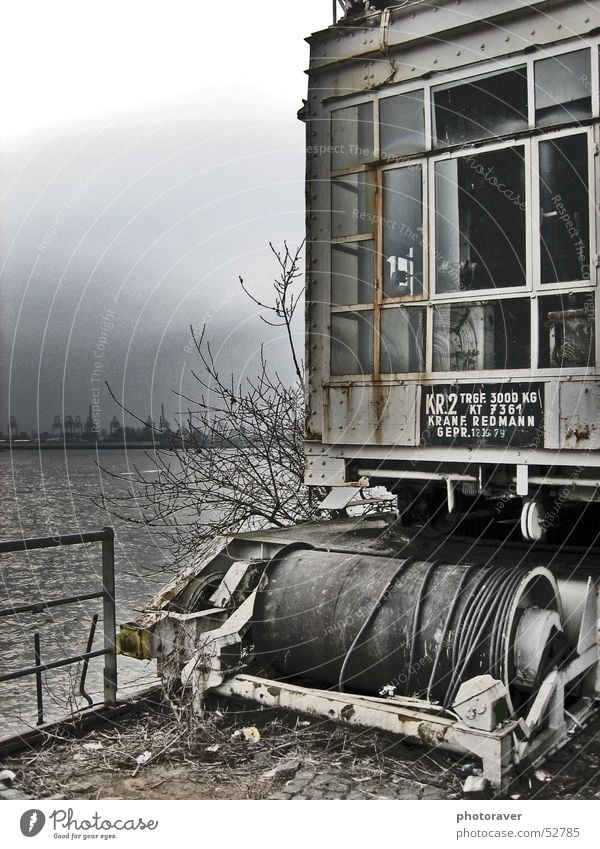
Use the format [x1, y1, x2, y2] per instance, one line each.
[0, 528, 117, 727]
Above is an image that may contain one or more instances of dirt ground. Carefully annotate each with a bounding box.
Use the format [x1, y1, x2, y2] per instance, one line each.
[2, 692, 600, 801]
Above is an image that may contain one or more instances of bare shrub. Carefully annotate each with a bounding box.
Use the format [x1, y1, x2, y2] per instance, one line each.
[102, 242, 320, 564]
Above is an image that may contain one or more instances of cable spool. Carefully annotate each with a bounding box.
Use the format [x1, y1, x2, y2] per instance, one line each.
[252, 550, 565, 715]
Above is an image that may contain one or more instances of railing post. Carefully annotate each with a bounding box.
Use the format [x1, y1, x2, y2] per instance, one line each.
[34, 632, 44, 725]
[101, 527, 117, 707]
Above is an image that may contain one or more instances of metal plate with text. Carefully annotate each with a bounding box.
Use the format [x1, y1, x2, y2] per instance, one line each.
[420, 384, 544, 447]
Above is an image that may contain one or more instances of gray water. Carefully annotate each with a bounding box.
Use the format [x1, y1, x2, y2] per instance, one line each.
[0, 447, 179, 737]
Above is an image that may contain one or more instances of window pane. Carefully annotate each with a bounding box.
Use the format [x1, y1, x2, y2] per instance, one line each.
[331, 102, 374, 171]
[331, 241, 375, 306]
[433, 67, 528, 147]
[435, 147, 526, 293]
[538, 293, 595, 368]
[331, 311, 374, 375]
[535, 49, 591, 126]
[380, 307, 425, 373]
[331, 173, 375, 238]
[383, 165, 423, 297]
[433, 299, 530, 372]
[380, 90, 425, 157]
[539, 133, 590, 284]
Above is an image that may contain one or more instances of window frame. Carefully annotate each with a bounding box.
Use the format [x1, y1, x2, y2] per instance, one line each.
[531, 125, 597, 293]
[379, 159, 429, 304]
[431, 64, 530, 149]
[379, 302, 427, 378]
[429, 136, 532, 301]
[324, 37, 600, 382]
[429, 296, 534, 379]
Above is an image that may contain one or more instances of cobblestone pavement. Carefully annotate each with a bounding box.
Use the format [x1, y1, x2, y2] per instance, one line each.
[269, 765, 451, 800]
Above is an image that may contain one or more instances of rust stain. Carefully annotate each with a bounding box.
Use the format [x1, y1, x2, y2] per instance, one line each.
[341, 704, 355, 721]
[565, 425, 590, 441]
[370, 381, 392, 445]
[416, 721, 447, 745]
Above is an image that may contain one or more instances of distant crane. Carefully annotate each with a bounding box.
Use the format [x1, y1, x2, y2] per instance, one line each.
[159, 403, 170, 432]
[109, 415, 121, 437]
[52, 415, 62, 437]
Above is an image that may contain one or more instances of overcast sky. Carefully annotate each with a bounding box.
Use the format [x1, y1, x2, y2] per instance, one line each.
[0, 0, 333, 435]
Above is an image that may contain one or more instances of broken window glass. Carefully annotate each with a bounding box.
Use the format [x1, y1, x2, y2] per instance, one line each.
[432, 299, 530, 372]
[331, 310, 374, 375]
[331, 241, 375, 305]
[331, 172, 376, 238]
[535, 49, 591, 127]
[538, 293, 595, 368]
[379, 89, 425, 158]
[380, 307, 426, 373]
[433, 67, 528, 147]
[331, 102, 374, 171]
[539, 133, 590, 284]
[435, 146, 526, 293]
[383, 165, 423, 297]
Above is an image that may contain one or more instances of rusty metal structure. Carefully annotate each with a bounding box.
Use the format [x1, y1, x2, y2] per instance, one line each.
[120, 1, 600, 792]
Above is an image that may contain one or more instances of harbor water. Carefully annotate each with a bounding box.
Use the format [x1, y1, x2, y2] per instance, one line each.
[0, 447, 178, 737]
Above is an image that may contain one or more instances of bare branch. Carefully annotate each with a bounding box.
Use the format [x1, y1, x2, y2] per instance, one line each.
[99, 243, 323, 566]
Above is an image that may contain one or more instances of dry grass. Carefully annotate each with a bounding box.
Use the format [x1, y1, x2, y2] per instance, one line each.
[1, 691, 465, 800]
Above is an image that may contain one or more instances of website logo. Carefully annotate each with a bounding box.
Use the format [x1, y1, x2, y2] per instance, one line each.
[20, 810, 46, 837]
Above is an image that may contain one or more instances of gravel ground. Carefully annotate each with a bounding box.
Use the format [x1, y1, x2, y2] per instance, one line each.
[2, 692, 600, 801]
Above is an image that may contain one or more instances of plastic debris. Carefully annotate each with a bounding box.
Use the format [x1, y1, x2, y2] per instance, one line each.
[534, 768, 553, 783]
[205, 744, 220, 753]
[458, 762, 477, 776]
[83, 742, 104, 751]
[135, 751, 153, 766]
[241, 726, 261, 743]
